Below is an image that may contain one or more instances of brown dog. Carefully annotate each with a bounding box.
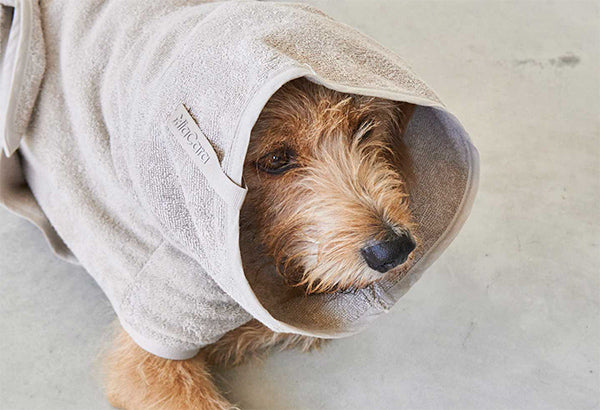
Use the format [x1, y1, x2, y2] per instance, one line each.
[104, 78, 416, 409]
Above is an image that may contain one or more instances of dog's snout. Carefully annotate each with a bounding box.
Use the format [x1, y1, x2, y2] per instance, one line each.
[360, 233, 416, 273]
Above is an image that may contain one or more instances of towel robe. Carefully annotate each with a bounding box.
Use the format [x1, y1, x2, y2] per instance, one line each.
[0, 0, 479, 360]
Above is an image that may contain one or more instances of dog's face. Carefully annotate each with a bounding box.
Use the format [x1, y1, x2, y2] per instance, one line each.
[242, 78, 417, 294]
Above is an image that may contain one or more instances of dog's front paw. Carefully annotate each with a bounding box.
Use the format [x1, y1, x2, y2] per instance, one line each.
[105, 325, 233, 410]
[105, 356, 233, 410]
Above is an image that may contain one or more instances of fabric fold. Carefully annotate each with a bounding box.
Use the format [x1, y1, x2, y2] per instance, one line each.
[0, 0, 45, 157]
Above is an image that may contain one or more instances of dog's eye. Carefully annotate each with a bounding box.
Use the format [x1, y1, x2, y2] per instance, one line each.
[256, 148, 296, 174]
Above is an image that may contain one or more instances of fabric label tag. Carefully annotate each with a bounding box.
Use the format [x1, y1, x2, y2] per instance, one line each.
[167, 104, 247, 207]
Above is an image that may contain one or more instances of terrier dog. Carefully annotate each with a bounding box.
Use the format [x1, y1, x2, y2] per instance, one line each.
[104, 78, 417, 409]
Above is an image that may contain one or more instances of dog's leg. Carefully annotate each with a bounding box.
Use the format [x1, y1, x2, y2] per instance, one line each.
[202, 319, 326, 367]
[104, 324, 231, 410]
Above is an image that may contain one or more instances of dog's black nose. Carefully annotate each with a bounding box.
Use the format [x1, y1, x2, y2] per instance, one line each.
[361, 233, 416, 273]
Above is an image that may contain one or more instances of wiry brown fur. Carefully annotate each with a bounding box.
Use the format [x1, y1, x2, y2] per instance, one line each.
[104, 78, 415, 409]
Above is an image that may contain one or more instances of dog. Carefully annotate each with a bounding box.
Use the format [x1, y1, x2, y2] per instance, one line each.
[104, 77, 417, 409]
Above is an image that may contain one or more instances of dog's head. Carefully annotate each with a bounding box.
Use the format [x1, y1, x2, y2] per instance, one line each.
[242, 78, 417, 294]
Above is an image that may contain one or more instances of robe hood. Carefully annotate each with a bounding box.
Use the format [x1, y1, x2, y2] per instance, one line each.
[0, 0, 479, 359]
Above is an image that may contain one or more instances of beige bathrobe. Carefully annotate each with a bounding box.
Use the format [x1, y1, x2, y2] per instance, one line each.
[0, 0, 479, 359]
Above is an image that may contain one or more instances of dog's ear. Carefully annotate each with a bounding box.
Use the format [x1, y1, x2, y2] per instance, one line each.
[396, 102, 415, 136]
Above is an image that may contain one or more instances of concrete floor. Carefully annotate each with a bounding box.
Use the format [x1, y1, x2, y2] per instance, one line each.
[1, 1, 598, 409]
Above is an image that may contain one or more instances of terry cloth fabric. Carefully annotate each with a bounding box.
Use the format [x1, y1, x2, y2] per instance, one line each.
[0, 0, 480, 360]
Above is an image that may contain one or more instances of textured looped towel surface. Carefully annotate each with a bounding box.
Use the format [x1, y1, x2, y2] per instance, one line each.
[0, 0, 479, 359]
